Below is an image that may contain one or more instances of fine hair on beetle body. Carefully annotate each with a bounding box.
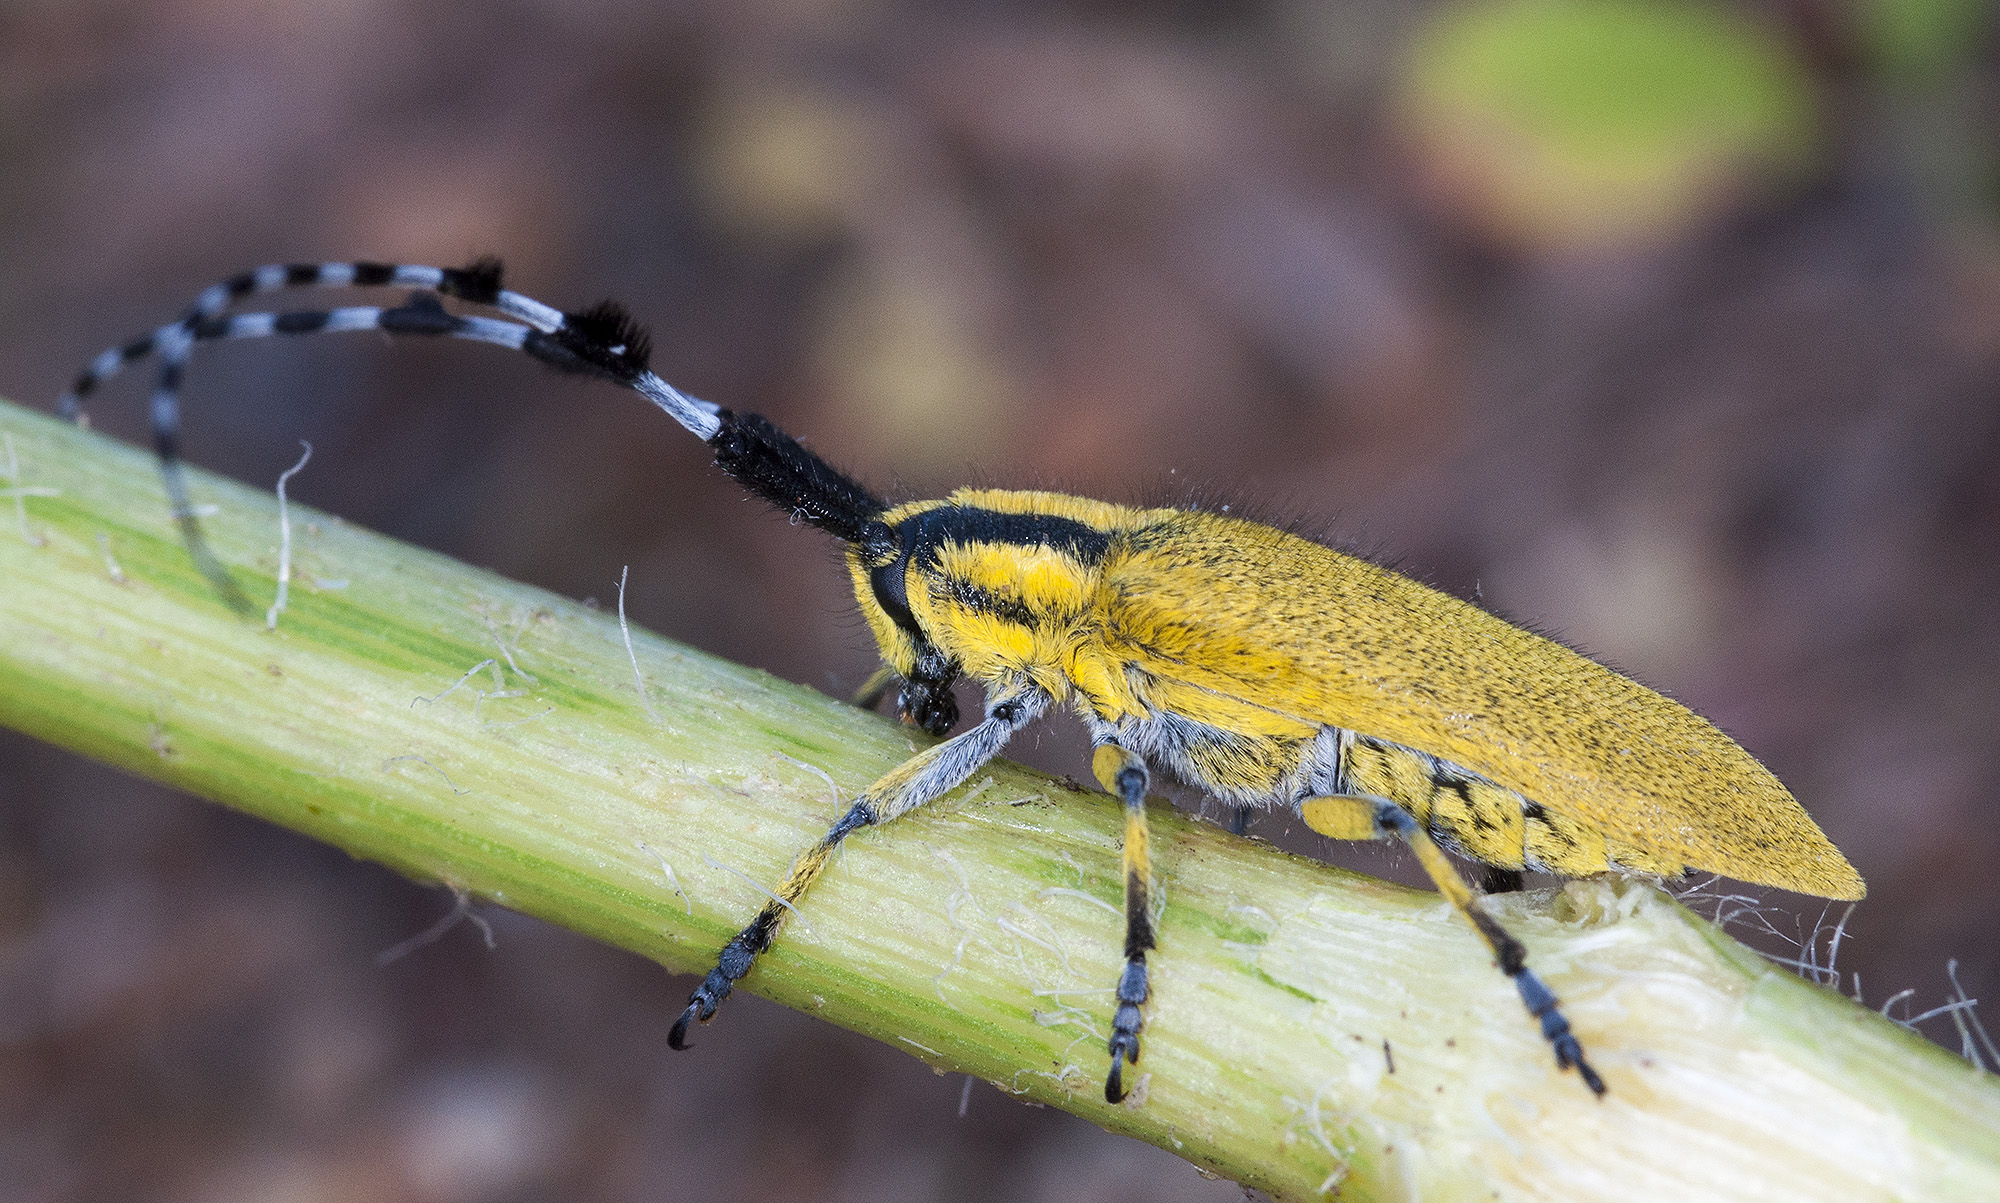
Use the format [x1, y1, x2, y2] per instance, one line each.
[62, 256, 1867, 1105]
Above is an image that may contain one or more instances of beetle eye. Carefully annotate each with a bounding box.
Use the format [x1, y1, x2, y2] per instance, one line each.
[868, 541, 919, 638]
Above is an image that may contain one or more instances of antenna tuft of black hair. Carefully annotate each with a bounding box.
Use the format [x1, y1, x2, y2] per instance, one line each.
[573, 301, 652, 365]
[573, 301, 653, 372]
[441, 256, 505, 305]
[379, 293, 468, 337]
[519, 300, 653, 383]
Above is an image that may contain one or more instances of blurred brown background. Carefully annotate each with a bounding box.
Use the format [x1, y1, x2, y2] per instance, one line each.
[3, 0, 1999, 1199]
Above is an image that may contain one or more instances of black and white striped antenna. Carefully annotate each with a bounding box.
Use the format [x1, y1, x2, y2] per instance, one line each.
[60, 258, 895, 606]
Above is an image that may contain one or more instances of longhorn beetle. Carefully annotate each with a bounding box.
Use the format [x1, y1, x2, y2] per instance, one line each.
[62, 257, 1866, 1102]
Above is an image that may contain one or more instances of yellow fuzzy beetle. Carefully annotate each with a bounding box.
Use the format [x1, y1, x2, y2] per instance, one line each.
[62, 258, 1865, 1102]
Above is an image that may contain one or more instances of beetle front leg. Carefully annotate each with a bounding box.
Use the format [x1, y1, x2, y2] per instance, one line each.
[668, 680, 1045, 1049]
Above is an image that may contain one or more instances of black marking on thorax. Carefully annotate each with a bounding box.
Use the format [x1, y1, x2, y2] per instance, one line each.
[872, 505, 1114, 637]
[945, 577, 1039, 627]
[907, 506, 1111, 569]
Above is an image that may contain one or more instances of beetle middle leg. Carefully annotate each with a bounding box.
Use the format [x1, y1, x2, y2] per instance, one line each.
[1299, 793, 1606, 1096]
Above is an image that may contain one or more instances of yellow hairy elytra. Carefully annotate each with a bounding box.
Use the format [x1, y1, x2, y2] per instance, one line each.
[855, 489, 1861, 900]
[65, 258, 1863, 1105]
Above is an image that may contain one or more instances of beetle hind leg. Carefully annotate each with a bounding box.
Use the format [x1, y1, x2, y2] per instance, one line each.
[1300, 793, 1606, 1096]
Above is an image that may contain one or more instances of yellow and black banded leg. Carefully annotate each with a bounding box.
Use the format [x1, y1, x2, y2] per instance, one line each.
[1299, 794, 1605, 1096]
[668, 681, 1048, 1049]
[850, 665, 898, 712]
[1090, 742, 1157, 1103]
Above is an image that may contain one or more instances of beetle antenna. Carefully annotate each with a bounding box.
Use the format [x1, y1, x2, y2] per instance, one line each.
[59, 258, 891, 567]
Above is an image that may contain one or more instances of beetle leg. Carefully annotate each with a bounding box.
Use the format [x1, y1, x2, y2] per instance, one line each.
[1090, 742, 1156, 1104]
[1300, 793, 1606, 1096]
[850, 664, 898, 712]
[669, 680, 1047, 1049]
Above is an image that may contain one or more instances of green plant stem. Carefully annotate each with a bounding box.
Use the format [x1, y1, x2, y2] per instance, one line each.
[1, 397, 1996, 1201]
